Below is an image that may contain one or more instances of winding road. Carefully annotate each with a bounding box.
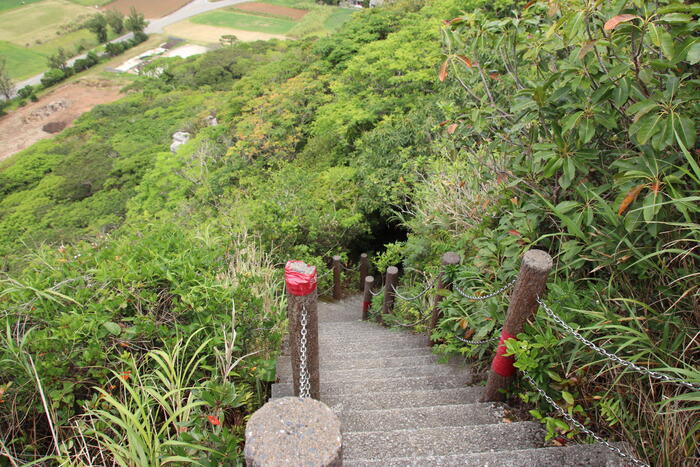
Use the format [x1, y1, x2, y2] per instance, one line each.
[8, 0, 247, 98]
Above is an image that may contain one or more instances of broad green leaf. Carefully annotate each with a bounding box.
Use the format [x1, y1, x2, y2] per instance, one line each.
[674, 116, 696, 149]
[659, 30, 675, 60]
[688, 40, 700, 64]
[561, 391, 575, 405]
[660, 13, 692, 23]
[103, 322, 122, 336]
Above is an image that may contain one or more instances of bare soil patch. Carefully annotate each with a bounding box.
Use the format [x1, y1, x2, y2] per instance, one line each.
[232, 2, 308, 20]
[102, 0, 193, 18]
[164, 20, 287, 42]
[0, 79, 123, 161]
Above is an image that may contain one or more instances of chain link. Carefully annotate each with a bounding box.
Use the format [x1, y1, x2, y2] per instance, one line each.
[368, 288, 382, 297]
[340, 262, 358, 272]
[391, 278, 437, 302]
[537, 298, 700, 391]
[455, 334, 500, 345]
[522, 371, 648, 467]
[298, 304, 311, 398]
[454, 278, 516, 301]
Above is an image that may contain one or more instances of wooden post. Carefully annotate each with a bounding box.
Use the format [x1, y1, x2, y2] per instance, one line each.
[359, 253, 369, 292]
[332, 255, 341, 300]
[362, 276, 374, 320]
[285, 261, 321, 400]
[430, 252, 461, 346]
[482, 249, 553, 402]
[382, 266, 399, 321]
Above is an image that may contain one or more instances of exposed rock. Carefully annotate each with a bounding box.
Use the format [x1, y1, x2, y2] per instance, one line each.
[206, 115, 218, 126]
[170, 131, 190, 153]
[42, 121, 67, 134]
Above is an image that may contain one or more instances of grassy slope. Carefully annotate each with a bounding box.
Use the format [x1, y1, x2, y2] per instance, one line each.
[0, 41, 47, 79]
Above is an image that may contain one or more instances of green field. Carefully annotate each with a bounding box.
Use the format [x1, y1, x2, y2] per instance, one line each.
[0, 40, 47, 80]
[0, 0, 44, 13]
[192, 9, 297, 35]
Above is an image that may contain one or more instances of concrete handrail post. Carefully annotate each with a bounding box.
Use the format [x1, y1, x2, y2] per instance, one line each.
[245, 397, 342, 466]
[430, 252, 461, 345]
[361, 275, 374, 320]
[332, 255, 342, 300]
[382, 266, 399, 322]
[285, 261, 320, 400]
[359, 253, 369, 292]
[482, 249, 553, 402]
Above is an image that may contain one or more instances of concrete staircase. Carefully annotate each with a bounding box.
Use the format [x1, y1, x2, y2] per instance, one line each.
[272, 294, 628, 466]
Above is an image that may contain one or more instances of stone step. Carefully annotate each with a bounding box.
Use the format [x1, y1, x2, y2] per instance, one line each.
[340, 403, 502, 432]
[318, 331, 428, 345]
[271, 374, 474, 398]
[343, 443, 631, 466]
[277, 363, 470, 383]
[323, 387, 485, 411]
[342, 422, 543, 460]
[319, 340, 428, 354]
[275, 354, 440, 373]
[321, 346, 436, 361]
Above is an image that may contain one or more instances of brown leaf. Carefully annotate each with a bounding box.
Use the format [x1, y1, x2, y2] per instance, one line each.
[438, 119, 449, 127]
[459, 318, 469, 330]
[447, 123, 458, 134]
[439, 60, 449, 82]
[603, 14, 641, 32]
[456, 55, 474, 68]
[523, 0, 537, 10]
[617, 184, 645, 215]
[578, 40, 596, 60]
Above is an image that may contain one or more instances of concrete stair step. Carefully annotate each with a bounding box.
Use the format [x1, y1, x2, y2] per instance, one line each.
[277, 363, 470, 383]
[340, 403, 503, 432]
[343, 443, 632, 466]
[271, 374, 474, 398]
[342, 422, 543, 460]
[318, 332, 425, 343]
[319, 340, 428, 354]
[323, 387, 485, 411]
[320, 347, 436, 361]
[275, 354, 440, 373]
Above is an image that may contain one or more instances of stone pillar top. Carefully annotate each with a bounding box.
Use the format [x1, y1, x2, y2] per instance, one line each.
[245, 397, 342, 467]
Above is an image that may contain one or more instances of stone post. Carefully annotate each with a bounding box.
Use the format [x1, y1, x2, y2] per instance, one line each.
[382, 266, 399, 322]
[332, 255, 342, 300]
[482, 249, 553, 402]
[362, 275, 374, 320]
[285, 261, 320, 400]
[430, 252, 461, 346]
[359, 253, 369, 292]
[245, 397, 342, 466]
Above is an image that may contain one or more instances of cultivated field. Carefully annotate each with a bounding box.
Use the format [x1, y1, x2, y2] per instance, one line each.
[102, 0, 192, 18]
[192, 9, 296, 35]
[164, 21, 287, 42]
[175, 1, 354, 43]
[233, 2, 308, 20]
[0, 0, 100, 79]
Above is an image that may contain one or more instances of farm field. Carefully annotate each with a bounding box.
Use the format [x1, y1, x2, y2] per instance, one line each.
[192, 9, 297, 35]
[178, 1, 354, 43]
[102, 0, 192, 18]
[0, 0, 93, 47]
[0, 0, 44, 13]
[0, 41, 47, 80]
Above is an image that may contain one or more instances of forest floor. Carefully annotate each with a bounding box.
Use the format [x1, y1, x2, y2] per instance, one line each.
[0, 79, 123, 161]
[164, 20, 288, 42]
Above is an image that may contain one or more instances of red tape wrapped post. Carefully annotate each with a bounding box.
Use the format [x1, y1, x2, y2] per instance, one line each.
[285, 261, 317, 296]
[491, 330, 517, 377]
[362, 301, 370, 315]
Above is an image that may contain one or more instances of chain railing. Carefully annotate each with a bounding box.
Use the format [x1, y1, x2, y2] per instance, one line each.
[537, 298, 700, 391]
[298, 304, 311, 398]
[523, 371, 649, 467]
[359, 249, 700, 466]
[453, 278, 516, 300]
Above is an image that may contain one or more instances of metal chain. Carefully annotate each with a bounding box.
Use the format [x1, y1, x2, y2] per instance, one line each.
[454, 278, 516, 301]
[340, 262, 357, 272]
[522, 371, 648, 467]
[368, 288, 382, 297]
[391, 277, 437, 302]
[455, 334, 500, 345]
[537, 298, 700, 391]
[317, 270, 333, 280]
[298, 304, 311, 398]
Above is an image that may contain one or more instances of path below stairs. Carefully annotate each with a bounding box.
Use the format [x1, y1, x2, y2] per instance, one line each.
[272, 294, 628, 466]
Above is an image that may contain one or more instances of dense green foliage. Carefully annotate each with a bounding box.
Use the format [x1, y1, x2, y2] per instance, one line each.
[0, 0, 697, 464]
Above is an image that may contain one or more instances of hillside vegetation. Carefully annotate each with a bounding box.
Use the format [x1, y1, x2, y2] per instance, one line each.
[0, 0, 698, 464]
